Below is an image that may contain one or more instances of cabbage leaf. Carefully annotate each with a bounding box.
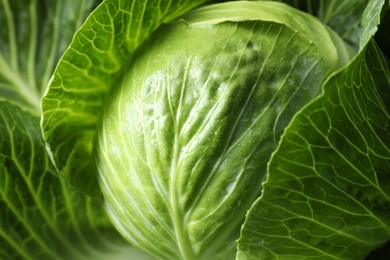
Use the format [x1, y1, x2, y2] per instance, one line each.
[237, 39, 390, 260]
[0, 0, 149, 259]
[41, 0, 214, 195]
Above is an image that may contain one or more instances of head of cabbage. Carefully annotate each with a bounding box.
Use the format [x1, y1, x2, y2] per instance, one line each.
[1, 0, 388, 258]
[95, 2, 353, 259]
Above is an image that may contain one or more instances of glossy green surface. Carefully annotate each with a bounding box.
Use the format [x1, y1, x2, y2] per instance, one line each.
[97, 2, 348, 258]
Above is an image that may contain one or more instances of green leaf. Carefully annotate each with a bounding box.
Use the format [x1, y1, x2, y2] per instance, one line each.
[0, 1, 150, 258]
[41, 0, 214, 195]
[0, 100, 146, 259]
[237, 39, 390, 260]
[359, 0, 387, 49]
[0, 0, 99, 115]
[96, 2, 350, 259]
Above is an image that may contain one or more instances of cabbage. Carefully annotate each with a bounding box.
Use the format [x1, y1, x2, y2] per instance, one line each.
[97, 2, 352, 258]
[1, 0, 389, 259]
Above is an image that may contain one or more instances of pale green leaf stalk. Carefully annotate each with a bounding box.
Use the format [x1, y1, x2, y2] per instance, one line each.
[96, 2, 352, 259]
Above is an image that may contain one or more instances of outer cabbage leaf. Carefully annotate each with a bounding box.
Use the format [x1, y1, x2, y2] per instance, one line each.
[359, 0, 388, 50]
[237, 14, 390, 260]
[0, 1, 149, 258]
[0, 0, 99, 114]
[0, 100, 150, 259]
[41, 0, 215, 195]
[96, 2, 350, 259]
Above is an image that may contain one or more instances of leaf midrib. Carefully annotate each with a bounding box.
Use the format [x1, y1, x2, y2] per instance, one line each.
[169, 57, 197, 260]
